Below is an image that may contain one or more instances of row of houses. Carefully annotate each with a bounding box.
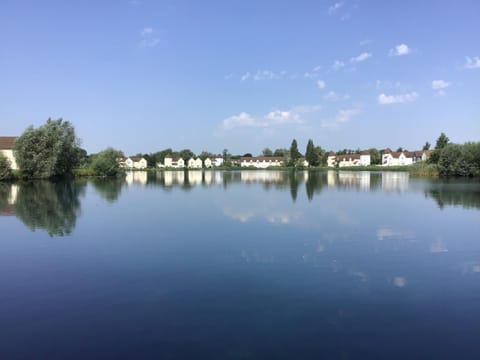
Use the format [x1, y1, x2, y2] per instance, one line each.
[158, 155, 225, 169]
[381, 148, 431, 166]
[327, 151, 371, 168]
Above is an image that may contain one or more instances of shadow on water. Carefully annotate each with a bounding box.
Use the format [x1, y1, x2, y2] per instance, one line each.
[425, 180, 480, 209]
[91, 177, 125, 203]
[0, 181, 86, 236]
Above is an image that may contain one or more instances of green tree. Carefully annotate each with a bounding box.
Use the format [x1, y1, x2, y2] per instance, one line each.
[438, 142, 480, 177]
[369, 148, 381, 165]
[273, 148, 287, 157]
[90, 147, 122, 177]
[289, 139, 301, 166]
[178, 149, 195, 160]
[429, 132, 450, 164]
[14, 118, 81, 178]
[262, 148, 273, 157]
[0, 155, 12, 181]
[305, 139, 316, 167]
[422, 141, 431, 151]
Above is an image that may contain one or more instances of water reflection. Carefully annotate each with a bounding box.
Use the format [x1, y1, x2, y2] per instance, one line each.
[91, 178, 125, 203]
[425, 181, 480, 209]
[0, 181, 86, 236]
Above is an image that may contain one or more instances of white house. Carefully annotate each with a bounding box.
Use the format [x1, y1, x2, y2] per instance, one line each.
[124, 157, 148, 169]
[204, 158, 213, 168]
[328, 151, 371, 168]
[240, 156, 284, 168]
[162, 156, 185, 168]
[187, 157, 203, 169]
[213, 156, 224, 167]
[0, 137, 18, 170]
[381, 148, 430, 166]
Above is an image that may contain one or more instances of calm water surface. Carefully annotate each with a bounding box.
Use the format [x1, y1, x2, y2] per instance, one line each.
[1, 170, 479, 359]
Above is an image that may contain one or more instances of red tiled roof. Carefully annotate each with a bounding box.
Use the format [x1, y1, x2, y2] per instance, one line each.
[0, 137, 17, 150]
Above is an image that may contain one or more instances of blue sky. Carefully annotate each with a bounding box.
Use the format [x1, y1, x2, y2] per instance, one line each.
[1, 0, 479, 155]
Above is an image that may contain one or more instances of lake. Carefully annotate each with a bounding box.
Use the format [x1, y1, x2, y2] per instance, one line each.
[1, 170, 479, 359]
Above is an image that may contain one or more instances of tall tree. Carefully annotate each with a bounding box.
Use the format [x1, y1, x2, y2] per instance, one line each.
[14, 118, 81, 178]
[369, 148, 381, 165]
[422, 141, 431, 151]
[289, 139, 301, 166]
[435, 133, 450, 149]
[305, 139, 315, 167]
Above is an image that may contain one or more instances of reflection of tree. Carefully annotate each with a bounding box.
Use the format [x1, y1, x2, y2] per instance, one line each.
[370, 173, 382, 191]
[289, 171, 299, 202]
[15, 181, 86, 236]
[0, 183, 11, 213]
[426, 182, 480, 209]
[305, 171, 326, 201]
[91, 178, 124, 203]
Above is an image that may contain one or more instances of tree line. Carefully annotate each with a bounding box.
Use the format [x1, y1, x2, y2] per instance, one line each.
[1, 118, 479, 180]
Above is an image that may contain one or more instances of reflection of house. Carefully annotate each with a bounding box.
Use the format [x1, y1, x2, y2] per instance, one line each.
[188, 171, 202, 185]
[382, 172, 409, 192]
[162, 156, 185, 168]
[0, 136, 18, 170]
[125, 171, 147, 185]
[327, 171, 370, 191]
[241, 171, 283, 183]
[240, 157, 284, 168]
[382, 148, 431, 166]
[327, 151, 371, 167]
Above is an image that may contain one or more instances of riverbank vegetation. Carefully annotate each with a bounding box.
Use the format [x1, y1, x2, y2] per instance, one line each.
[2, 119, 479, 180]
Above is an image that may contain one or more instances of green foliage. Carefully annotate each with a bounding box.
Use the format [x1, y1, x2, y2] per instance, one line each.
[90, 147, 122, 177]
[368, 148, 381, 165]
[14, 118, 81, 178]
[178, 149, 195, 160]
[408, 162, 439, 177]
[262, 148, 273, 157]
[435, 132, 450, 149]
[422, 141, 431, 151]
[0, 155, 13, 180]
[305, 139, 316, 167]
[289, 139, 301, 166]
[438, 142, 480, 177]
[273, 148, 287, 157]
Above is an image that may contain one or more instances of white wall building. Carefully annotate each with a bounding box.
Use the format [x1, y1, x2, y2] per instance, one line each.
[240, 157, 284, 168]
[0, 137, 18, 170]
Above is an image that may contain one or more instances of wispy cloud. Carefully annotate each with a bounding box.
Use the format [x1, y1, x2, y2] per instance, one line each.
[240, 70, 286, 81]
[331, 60, 345, 71]
[323, 91, 350, 102]
[222, 105, 321, 129]
[464, 56, 480, 69]
[304, 65, 322, 78]
[321, 108, 360, 128]
[432, 80, 450, 96]
[328, 2, 344, 15]
[378, 92, 418, 105]
[317, 80, 326, 89]
[139, 27, 160, 48]
[350, 52, 372, 63]
[389, 43, 411, 56]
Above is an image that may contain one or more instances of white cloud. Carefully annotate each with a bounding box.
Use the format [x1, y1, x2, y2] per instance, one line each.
[378, 92, 418, 105]
[331, 60, 345, 71]
[224, 73, 234, 80]
[323, 91, 349, 102]
[240, 72, 251, 81]
[317, 80, 326, 89]
[389, 43, 411, 56]
[328, 2, 344, 14]
[350, 52, 372, 63]
[464, 56, 480, 69]
[321, 108, 360, 128]
[222, 105, 321, 130]
[139, 27, 160, 48]
[223, 112, 256, 129]
[432, 80, 449, 90]
[432, 80, 450, 96]
[141, 27, 153, 36]
[253, 70, 284, 81]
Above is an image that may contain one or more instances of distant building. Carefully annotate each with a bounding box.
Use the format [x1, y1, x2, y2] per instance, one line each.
[121, 157, 147, 169]
[0, 136, 18, 170]
[161, 155, 185, 168]
[240, 156, 284, 168]
[382, 148, 431, 166]
[187, 157, 203, 169]
[204, 158, 213, 168]
[327, 151, 371, 167]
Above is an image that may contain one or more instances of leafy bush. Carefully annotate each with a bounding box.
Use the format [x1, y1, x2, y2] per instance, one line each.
[0, 155, 12, 180]
[90, 148, 122, 177]
[438, 142, 480, 177]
